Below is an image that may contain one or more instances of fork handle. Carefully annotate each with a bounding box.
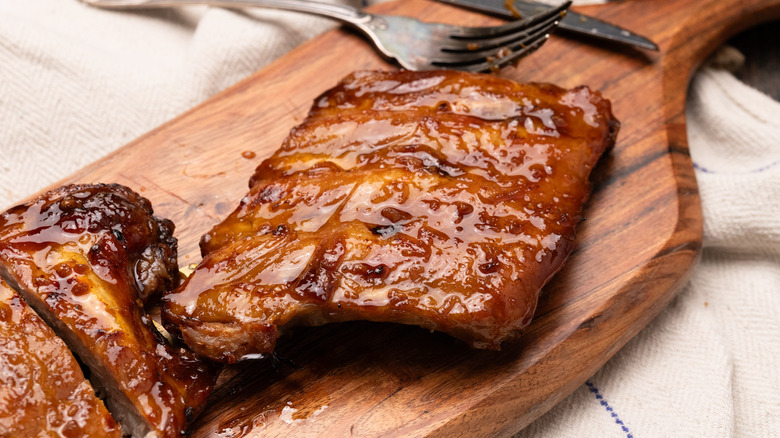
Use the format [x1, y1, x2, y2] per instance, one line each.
[91, 0, 372, 26]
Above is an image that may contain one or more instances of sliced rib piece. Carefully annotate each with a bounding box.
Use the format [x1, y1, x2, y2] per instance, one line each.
[0, 184, 216, 438]
[0, 280, 120, 437]
[163, 70, 619, 363]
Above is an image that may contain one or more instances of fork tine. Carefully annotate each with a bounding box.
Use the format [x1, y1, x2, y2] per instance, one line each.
[431, 10, 564, 71]
[446, 1, 571, 40]
[80, 0, 570, 73]
[439, 4, 568, 53]
[459, 32, 551, 72]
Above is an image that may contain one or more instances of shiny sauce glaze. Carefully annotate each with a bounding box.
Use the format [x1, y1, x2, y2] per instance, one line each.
[0, 280, 119, 437]
[163, 70, 619, 362]
[0, 184, 216, 438]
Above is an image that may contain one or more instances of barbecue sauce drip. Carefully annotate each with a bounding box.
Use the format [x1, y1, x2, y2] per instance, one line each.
[162, 70, 619, 362]
[505, 0, 523, 18]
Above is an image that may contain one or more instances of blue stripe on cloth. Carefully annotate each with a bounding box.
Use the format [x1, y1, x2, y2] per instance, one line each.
[693, 160, 780, 174]
[586, 380, 634, 438]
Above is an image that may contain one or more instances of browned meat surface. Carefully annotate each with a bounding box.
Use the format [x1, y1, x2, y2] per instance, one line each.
[0, 280, 120, 437]
[0, 184, 217, 438]
[163, 70, 619, 363]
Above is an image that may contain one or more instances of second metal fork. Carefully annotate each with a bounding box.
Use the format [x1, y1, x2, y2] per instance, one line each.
[80, 0, 570, 72]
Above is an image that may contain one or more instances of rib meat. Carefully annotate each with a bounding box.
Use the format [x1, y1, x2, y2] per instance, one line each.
[0, 280, 120, 437]
[0, 183, 217, 438]
[163, 70, 619, 363]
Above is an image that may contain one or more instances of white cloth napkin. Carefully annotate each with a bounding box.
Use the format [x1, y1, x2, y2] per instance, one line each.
[1, 1, 778, 437]
[0, 0, 361, 206]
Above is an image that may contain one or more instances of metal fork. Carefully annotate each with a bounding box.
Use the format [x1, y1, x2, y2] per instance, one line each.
[79, 0, 570, 72]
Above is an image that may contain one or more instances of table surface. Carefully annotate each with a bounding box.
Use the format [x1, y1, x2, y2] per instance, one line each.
[728, 20, 780, 101]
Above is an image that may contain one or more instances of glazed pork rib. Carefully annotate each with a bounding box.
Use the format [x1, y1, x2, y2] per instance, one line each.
[0, 184, 216, 438]
[0, 280, 120, 437]
[163, 70, 619, 363]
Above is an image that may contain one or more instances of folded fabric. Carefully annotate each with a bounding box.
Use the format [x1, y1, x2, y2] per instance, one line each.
[0, 0, 364, 208]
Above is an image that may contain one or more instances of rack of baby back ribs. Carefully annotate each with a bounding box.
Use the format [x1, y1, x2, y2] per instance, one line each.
[0, 69, 617, 437]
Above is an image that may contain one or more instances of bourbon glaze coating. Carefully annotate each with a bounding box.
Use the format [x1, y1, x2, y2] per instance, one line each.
[0, 280, 120, 437]
[0, 184, 216, 438]
[163, 70, 619, 363]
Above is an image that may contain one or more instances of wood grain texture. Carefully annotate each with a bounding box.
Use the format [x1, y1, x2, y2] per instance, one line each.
[45, 0, 780, 435]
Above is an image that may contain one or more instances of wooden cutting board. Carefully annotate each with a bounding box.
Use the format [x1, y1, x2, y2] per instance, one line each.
[52, 0, 780, 435]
